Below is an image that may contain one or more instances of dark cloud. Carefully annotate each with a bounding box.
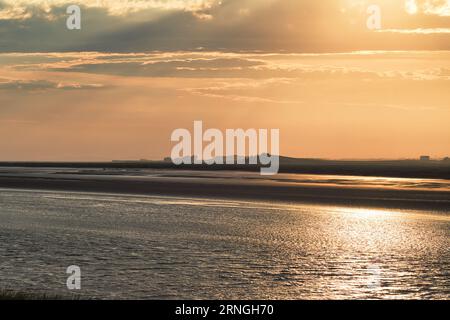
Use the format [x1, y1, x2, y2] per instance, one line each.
[51, 60, 384, 79]
[50, 57, 266, 77]
[6, 51, 449, 81]
[0, 0, 449, 52]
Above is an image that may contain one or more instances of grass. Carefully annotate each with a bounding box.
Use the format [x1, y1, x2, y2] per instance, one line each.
[0, 289, 77, 300]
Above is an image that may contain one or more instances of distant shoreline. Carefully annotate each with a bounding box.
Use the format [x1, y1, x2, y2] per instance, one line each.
[0, 157, 450, 180]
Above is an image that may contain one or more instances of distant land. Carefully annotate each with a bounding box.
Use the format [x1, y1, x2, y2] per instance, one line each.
[1, 156, 449, 179]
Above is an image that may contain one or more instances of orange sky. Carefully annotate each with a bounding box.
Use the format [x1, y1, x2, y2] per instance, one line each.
[0, 1, 449, 160]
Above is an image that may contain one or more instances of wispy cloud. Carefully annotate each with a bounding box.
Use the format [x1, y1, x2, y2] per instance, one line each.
[0, 78, 107, 90]
[0, 49, 449, 161]
[0, 0, 219, 18]
[181, 78, 304, 104]
[409, 0, 450, 16]
[4, 51, 449, 82]
[377, 28, 450, 34]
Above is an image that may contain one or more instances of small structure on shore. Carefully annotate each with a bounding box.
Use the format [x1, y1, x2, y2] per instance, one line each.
[420, 155, 431, 161]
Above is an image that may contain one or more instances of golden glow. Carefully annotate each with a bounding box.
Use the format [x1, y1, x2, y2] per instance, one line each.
[333, 206, 450, 222]
[0, 1, 449, 161]
[1, 51, 449, 161]
[334, 207, 397, 219]
[405, 0, 419, 14]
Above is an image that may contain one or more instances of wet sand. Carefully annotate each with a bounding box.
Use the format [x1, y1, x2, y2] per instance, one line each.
[0, 168, 449, 211]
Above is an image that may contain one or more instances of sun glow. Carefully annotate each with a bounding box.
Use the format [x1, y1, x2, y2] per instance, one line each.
[405, 0, 419, 14]
[335, 207, 397, 219]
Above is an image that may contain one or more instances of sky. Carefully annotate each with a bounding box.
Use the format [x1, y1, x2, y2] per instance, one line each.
[0, 0, 449, 160]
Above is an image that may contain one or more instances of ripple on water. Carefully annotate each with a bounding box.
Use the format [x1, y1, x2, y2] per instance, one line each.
[0, 189, 449, 299]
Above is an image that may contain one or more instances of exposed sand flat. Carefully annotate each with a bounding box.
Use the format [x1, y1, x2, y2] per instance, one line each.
[0, 168, 449, 211]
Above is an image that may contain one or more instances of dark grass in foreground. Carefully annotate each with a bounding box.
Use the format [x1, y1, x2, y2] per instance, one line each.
[0, 290, 79, 300]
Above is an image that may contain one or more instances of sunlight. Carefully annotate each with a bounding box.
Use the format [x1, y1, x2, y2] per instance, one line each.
[405, 0, 418, 14]
[334, 207, 397, 219]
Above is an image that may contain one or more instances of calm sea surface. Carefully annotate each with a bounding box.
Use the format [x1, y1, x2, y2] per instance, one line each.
[0, 188, 449, 299]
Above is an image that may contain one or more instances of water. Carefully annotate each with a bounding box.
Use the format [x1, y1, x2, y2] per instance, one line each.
[0, 188, 449, 299]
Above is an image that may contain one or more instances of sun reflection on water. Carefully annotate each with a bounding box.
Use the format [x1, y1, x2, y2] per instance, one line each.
[333, 207, 398, 219]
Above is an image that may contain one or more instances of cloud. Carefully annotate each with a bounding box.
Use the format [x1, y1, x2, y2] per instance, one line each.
[0, 0, 219, 18]
[0, 0, 449, 52]
[8, 52, 376, 79]
[0, 78, 106, 90]
[49, 56, 267, 77]
[181, 78, 305, 104]
[0, 48, 449, 161]
[409, 0, 450, 16]
[377, 28, 450, 34]
[3, 51, 450, 82]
